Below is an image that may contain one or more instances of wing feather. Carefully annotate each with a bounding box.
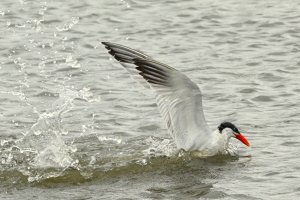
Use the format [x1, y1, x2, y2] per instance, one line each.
[102, 42, 212, 151]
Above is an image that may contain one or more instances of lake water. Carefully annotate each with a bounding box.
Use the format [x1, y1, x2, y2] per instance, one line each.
[0, 0, 300, 199]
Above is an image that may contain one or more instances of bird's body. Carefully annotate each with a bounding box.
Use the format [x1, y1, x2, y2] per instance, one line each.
[102, 42, 250, 156]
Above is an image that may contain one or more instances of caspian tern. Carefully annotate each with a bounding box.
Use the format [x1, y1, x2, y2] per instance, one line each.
[102, 42, 250, 156]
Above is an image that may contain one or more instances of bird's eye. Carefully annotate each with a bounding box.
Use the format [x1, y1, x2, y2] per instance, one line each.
[233, 128, 239, 133]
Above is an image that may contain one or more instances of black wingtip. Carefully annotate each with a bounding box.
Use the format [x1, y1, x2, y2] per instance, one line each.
[102, 42, 109, 47]
[102, 42, 112, 51]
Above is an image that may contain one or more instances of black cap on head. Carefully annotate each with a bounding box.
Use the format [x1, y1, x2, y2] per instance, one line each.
[218, 122, 240, 134]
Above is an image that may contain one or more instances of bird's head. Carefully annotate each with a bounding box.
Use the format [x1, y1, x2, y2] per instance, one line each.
[218, 122, 250, 147]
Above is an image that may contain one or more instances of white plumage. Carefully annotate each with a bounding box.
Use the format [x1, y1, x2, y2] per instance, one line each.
[102, 42, 250, 156]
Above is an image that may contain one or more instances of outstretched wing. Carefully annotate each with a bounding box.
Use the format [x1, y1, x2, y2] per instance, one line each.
[102, 42, 212, 151]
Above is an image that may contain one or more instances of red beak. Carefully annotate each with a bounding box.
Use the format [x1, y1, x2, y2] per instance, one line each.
[235, 133, 250, 147]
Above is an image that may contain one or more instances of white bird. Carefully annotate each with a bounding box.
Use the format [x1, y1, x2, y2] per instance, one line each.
[102, 42, 250, 156]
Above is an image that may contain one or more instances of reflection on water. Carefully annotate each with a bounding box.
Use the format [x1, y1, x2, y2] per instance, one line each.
[0, 0, 300, 199]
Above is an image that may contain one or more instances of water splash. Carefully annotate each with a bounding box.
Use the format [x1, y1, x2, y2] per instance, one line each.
[15, 86, 95, 171]
[65, 54, 81, 69]
[97, 136, 122, 145]
[56, 17, 80, 32]
[142, 136, 177, 157]
[120, 0, 131, 8]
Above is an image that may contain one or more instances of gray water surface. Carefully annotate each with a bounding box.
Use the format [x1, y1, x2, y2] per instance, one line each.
[0, 0, 300, 199]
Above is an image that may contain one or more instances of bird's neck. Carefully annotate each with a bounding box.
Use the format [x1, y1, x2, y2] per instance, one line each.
[212, 129, 231, 153]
